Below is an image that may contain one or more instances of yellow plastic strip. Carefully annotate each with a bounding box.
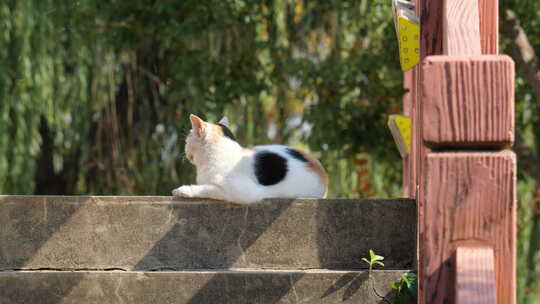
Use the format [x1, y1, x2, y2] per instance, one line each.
[388, 115, 411, 158]
[397, 17, 420, 72]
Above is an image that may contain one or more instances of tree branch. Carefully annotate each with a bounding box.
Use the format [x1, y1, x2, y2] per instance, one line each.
[502, 10, 540, 103]
[501, 9, 540, 181]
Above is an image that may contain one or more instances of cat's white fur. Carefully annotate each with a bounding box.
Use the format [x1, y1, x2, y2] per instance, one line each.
[172, 114, 327, 204]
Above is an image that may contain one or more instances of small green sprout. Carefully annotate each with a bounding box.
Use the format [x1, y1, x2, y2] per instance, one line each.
[361, 249, 385, 278]
[360, 250, 417, 303]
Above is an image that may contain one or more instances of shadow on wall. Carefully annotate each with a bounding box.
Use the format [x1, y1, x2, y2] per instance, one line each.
[0, 197, 415, 303]
[315, 198, 416, 270]
[134, 199, 295, 270]
[320, 271, 402, 303]
[135, 198, 302, 303]
[0, 197, 301, 303]
[316, 198, 416, 302]
[186, 271, 304, 303]
[320, 272, 370, 301]
[0, 196, 89, 304]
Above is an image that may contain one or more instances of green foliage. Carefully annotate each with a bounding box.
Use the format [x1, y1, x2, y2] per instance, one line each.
[360, 250, 418, 303]
[500, 2, 540, 303]
[0, 0, 402, 198]
[391, 273, 417, 304]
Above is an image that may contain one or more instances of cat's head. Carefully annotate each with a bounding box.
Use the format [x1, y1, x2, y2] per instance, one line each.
[185, 114, 237, 164]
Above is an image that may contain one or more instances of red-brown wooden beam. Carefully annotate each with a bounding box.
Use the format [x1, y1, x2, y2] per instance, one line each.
[402, 0, 420, 198]
[443, 0, 482, 55]
[412, 0, 515, 303]
[454, 246, 497, 304]
[403, 69, 417, 198]
[478, 0, 499, 54]
[407, 0, 500, 198]
[420, 152, 516, 303]
[422, 56, 515, 148]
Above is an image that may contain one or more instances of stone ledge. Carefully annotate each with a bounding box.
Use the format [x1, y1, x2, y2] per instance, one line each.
[0, 196, 416, 270]
[0, 270, 409, 304]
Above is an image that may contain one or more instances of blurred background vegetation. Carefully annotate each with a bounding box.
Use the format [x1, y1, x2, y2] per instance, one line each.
[1, 0, 539, 302]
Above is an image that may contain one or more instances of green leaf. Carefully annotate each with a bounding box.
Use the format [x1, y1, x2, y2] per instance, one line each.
[400, 273, 410, 284]
[369, 249, 376, 261]
[374, 261, 384, 267]
[361, 258, 370, 265]
[403, 273, 417, 290]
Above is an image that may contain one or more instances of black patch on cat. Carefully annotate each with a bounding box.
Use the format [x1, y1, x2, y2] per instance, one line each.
[286, 148, 308, 162]
[217, 123, 236, 141]
[254, 151, 288, 186]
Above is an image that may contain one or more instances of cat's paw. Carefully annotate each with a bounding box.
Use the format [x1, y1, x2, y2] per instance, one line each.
[172, 186, 194, 197]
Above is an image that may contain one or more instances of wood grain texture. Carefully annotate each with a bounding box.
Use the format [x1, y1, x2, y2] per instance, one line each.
[422, 55, 515, 148]
[416, 0, 444, 200]
[403, 70, 415, 197]
[454, 246, 497, 304]
[443, 0, 482, 55]
[414, 1, 514, 303]
[420, 0, 444, 57]
[418, 151, 516, 304]
[479, 0, 498, 54]
[401, 0, 421, 198]
[403, 0, 441, 198]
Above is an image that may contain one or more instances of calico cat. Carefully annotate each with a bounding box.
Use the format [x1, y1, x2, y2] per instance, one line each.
[172, 114, 328, 204]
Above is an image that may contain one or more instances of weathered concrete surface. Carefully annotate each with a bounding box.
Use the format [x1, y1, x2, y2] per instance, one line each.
[0, 270, 407, 304]
[0, 196, 415, 270]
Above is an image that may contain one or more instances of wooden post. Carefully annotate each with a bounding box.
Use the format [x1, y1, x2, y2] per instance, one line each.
[408, 0, 516, 303]
[402, 0, 420, 198]
[454, 246, 497, 303]
[478, 0, 499, 54]
[402, 67, 416, 198]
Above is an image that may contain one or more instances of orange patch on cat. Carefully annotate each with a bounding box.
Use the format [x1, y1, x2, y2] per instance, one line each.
[208, 123, 224, 143]
[299, 151, 328, 197]
[211, 124, 224, 136]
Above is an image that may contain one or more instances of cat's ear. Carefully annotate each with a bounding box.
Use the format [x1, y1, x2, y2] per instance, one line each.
[189, 114, 205, 136]
[218, 116, 229, 127]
